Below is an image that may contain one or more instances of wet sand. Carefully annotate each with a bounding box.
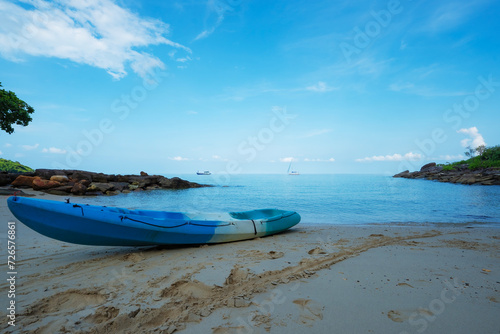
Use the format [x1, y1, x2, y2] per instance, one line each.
[1, 190, 499, 333]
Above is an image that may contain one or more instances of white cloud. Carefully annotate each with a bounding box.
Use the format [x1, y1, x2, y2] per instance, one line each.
[4, 143, 12, 148]
[304, 158, 335, 162]
[22, 143, 39, 150]
[169, 156, 189, 161]
[0, 0, 191, 80]
[194, 0, 238, 41]
[305, 81, 337, 92]
[0, 150, 2, 155]
[356, 152, 422, 162]
[42, 147, 67, 154]
[280, 157, 295, 163]
[438, 154, 464, 161]
[457, 127, 486, 148]
[212, 155, 228, 161]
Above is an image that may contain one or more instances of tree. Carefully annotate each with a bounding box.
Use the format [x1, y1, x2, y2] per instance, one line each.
[0, 82, 35, 134]
[475, 145, 486, 156]
[464, 146, 475, 158]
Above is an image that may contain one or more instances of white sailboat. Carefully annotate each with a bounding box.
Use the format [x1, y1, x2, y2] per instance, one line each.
[287, 161, 300, 175]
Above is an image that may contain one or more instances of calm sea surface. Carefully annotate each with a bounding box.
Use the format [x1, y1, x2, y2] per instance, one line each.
[80, 174, 500, 226]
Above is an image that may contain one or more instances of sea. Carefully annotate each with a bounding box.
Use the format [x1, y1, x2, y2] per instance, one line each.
[80, 174, 500, 227]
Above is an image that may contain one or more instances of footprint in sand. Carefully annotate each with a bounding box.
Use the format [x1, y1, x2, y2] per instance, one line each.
[293, 299, 324, 325]
[25, 289, 108, 316]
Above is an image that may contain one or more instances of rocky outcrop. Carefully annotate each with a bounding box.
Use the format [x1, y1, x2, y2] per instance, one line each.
[3, 169, 211, 196]
[394, 163, 500, 185]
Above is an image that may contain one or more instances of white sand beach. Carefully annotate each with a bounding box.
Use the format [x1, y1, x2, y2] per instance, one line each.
[1, 190, 499, 333]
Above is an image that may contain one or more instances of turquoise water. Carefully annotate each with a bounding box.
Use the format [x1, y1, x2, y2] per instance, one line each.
[81, 174, 500, 226]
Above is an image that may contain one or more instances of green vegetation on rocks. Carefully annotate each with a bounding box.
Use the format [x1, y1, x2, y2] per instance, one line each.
[440, 145, 500, 170]
[0, 158, 34, 173]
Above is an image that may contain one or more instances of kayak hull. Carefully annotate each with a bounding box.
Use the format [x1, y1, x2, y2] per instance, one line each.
[7, 196, 300, 246]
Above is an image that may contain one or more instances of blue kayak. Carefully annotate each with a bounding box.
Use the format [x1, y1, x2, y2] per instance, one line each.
[7, 196, 300, 246]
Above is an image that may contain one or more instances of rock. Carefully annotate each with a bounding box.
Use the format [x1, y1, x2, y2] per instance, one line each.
[92, 173, 109, 183]
[109, 182, 130, 192]
[71, 171, 93, 182]
[5, 168, 210, 196]
[106, 190, 121, 196]
[35, 169, 66, 179]
[162, 177, 202, 189]
[11, 175, 38, 188]
[158, 176, 174, 188]
[46, 186, 73, 195]
[128, 176, 155, 188]
[80, 179, 91, 187]
[87, 182, 115, 193]
[420, 162, 436, 172]
[393, 170, 409, 178]
[50, 175, 69, 183]
[0, 173, 18, 186]
[233, 297, 250, 308]
[71, 183, 87, 195]
[32, 178, 61, 190]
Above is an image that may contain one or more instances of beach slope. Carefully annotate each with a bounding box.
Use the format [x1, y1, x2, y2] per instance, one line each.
[1, 192, 499, 333]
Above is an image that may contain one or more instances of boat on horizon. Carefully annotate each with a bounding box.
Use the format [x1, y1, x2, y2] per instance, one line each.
[287, 161, 300, 175]
[196, 170, 211, 175]
[7, 196, 301, 246]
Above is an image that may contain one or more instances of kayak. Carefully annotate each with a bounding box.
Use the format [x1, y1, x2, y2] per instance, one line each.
[7, 196, 301, 246]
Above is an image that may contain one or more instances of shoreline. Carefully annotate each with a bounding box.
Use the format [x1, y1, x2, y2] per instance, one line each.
[1, 169, 210, 197]
[3, 187, 499, 228]
[1, 191, 499, 333]
[393, 162, 500, 186]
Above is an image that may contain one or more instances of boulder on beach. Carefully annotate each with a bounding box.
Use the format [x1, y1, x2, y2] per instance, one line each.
[32, 178, 61, 190]
[11, 175, 38, 188]
[71, 183, 87, 195]
[3, 168, 211, 196]
[50, 175, 69, 183]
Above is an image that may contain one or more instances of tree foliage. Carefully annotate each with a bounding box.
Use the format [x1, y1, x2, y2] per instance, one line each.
[0, 82, 35, 134]
[442, 145, 500, 170]
[0, 158, 34, 173]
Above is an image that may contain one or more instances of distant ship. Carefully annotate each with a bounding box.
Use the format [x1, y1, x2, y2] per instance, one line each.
[287, 162, 300, 175]
[196, 171, 211, 175]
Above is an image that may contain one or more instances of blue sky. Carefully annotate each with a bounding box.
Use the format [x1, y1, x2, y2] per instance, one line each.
[1, 0, 499, 175]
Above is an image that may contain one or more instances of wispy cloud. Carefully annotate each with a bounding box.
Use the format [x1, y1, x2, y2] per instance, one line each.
[42, 147, 67, 154]
[211, 155, 228, 161]
[438, 154, 464, 161]
[195, 0, 242, 41]
[169, 156, 189, 161]
[280, 157, 296, 163]
[221, 81, 338, 101]
[304, 158, 335, 162]
[388, 81, 470, 97]
[423, 1, 490, 33]
[0, 0, 191, 79]
[305, 81, 337, 93]
[457, 126, 486, 148]
[356, 152, 422, 162]
[22, 143, 39, 151]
